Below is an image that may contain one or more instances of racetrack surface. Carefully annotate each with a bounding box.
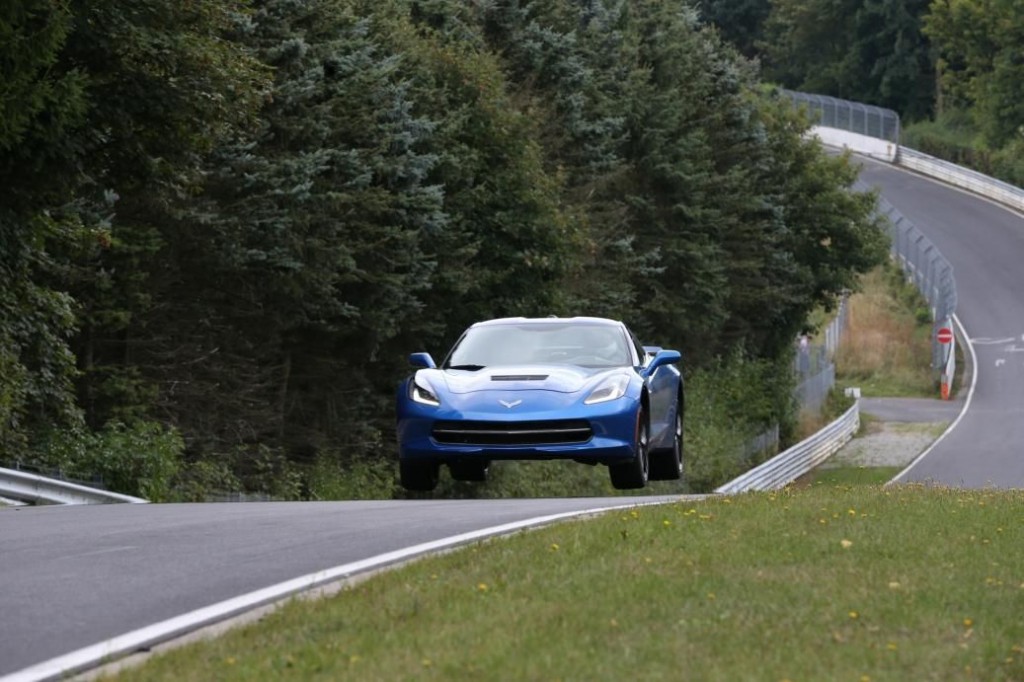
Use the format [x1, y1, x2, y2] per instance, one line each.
[0, 496, 679, 677]
[858, 159, 1024, 488]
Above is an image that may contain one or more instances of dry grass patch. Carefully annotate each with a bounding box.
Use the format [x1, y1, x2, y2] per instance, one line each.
[836, 267, 935, 396]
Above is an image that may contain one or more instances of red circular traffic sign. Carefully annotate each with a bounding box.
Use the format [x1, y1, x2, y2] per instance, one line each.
[936, 327, 954, 344]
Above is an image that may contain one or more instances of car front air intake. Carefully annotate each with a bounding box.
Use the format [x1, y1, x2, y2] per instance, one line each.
[432, 420, 591, 446]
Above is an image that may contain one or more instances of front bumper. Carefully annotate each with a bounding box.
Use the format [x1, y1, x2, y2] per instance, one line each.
[397, 396, 640, 465]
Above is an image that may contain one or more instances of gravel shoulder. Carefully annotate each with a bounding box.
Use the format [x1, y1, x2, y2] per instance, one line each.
[823, 397, 965, 470]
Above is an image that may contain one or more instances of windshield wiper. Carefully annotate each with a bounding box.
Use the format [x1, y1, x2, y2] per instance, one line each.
[447, 364, 486, 371]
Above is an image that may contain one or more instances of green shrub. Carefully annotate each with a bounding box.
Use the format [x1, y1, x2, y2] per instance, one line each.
[305, 454, 398, 500]
[902, 110, 1024, 189]
[171, 459, 242, 502]
[683, 350, 797, 493]
[31, 420, 185, 501]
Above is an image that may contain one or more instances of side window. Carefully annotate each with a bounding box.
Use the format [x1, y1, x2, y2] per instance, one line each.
[629, 331, 647, 367]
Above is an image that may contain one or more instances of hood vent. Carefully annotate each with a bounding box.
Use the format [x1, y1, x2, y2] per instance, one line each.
[490, 374, 549, 381]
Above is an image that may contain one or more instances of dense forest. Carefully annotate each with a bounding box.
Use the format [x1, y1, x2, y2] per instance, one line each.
[1, 0, 888, 500]
[698, 0, 1024, 184]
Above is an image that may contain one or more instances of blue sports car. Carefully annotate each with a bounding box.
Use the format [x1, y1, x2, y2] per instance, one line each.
[396, 316, 683, 491]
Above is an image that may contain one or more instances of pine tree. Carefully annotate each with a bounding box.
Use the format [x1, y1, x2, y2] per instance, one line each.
[0, 1, 88, 455]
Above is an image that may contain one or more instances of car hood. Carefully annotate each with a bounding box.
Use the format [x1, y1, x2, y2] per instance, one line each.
[436, 365, 622, 395]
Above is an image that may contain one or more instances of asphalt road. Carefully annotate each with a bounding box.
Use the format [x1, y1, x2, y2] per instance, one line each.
[858, 159, 1024, 487]
[0, 496, 680, 677]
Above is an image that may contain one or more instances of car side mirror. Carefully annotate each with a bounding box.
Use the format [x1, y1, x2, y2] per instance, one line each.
[641, 349, 680, 377]
[409, 352, 436, 369]
[641, 345, 661, 365]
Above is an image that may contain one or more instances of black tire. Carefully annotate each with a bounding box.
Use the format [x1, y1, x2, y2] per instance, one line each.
[649, 406, 683, 481]
[449, 461, 489, 482]
[609, 409, 650, 490]
[400, 459, 440, 491]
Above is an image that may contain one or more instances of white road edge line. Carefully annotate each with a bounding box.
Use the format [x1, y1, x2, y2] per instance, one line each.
[889, 313, 977, 484]
[0, 500, 670, 682]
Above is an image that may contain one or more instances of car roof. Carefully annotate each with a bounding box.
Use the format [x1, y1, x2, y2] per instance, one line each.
[469, 316, 625, 329]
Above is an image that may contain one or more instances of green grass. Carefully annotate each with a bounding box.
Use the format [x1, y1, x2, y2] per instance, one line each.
[803, 465, 902, 486]
[109, 486, 1024, 682]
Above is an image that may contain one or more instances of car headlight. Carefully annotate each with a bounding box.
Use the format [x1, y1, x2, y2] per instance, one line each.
[410, 376, 441, 406]
[584, 374, 630, 405]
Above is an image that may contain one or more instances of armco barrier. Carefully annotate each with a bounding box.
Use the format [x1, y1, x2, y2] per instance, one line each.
[899, 147, 1024, 214]
[0, 467, 148, 505]
[715, 402, 859, 494]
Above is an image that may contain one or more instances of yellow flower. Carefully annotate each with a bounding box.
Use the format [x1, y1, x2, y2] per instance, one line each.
[841, 539, 853, 549]
[663, 519, 672, 527]
[963, 618, 973, 627]
[888, 581, 900, 590]
[225, 657, 236, 665]
[477, 583, 489, 592]
[849, 611, 859, 619]
[550, 543, 560, 551]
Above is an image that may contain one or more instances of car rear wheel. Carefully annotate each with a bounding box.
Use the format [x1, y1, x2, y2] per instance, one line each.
[609, 409, 649, 490]
[449, 461, 489, 482]
[649, 407, 683, 481]
[400, 459, 440, 491]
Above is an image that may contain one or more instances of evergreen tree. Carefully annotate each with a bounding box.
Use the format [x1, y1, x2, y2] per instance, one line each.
[0, 1, 88, 455]
[696, 0, 771, 58]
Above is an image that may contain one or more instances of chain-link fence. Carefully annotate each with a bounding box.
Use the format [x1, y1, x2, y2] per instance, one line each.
[854, 181, 958, 372]
[781, 89, 901, 142]
[795, 295, 849, 412]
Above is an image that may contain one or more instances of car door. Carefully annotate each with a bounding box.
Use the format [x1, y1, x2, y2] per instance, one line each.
[630, 331, 677, 448]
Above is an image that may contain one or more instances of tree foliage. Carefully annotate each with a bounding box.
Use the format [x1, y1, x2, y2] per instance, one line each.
[925, 0, 1024, 147]
[760, 0, 935, 121]
[1, 0, 887, 498]
[695, 0, 771, 58]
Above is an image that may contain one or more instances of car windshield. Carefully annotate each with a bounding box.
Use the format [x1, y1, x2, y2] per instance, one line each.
[445, 322, 632, 369]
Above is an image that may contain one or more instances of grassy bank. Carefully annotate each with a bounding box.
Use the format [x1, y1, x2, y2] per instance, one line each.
[108, 486, 1024, 681]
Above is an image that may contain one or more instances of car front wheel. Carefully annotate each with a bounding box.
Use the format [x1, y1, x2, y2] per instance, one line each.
[649, 407, 683, 481]
[609, 409, 649, 490]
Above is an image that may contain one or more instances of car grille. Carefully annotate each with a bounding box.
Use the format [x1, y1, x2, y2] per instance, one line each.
[432, 420, 592, 446]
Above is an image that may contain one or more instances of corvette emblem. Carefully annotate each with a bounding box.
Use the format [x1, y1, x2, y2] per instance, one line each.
[499, 399, 523, 409]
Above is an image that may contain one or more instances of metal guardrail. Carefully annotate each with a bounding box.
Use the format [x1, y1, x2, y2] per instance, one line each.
[716, 402, 859, 494]
[0, 467, 148, 505]
[899, 147, 1024, 214]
